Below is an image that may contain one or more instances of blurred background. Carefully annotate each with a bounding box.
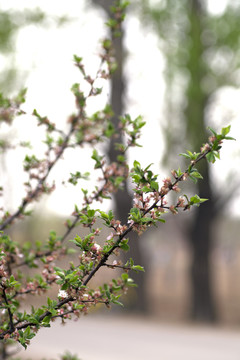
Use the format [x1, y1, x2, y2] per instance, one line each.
[1, 0, 240, 359]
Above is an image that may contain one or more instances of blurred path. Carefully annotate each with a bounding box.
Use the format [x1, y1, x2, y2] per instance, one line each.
[22, 315, 240, 360]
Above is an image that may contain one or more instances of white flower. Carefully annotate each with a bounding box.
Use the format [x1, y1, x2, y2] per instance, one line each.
[58, 290, 68, 299]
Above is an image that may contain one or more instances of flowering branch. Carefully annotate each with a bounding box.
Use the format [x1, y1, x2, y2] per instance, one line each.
[0, 1, 235, 357]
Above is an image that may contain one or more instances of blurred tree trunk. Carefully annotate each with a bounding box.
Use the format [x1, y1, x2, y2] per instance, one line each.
[92, 0, 148, 312]
[189, 165, 217, 321]
[184, 0, 217, 322]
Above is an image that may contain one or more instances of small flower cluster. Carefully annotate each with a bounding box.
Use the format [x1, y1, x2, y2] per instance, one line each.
[127, 126, 234, 235]
[0, 89, 27, 125]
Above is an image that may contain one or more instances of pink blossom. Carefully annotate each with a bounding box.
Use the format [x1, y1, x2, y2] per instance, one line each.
[107, 232, 114, 240]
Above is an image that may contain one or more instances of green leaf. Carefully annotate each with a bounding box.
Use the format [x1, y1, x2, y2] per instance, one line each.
[189, 195, 208, 206]
[141, 217, 153, 224]
[104, 121, 115, 137]
[73, 54, 83, 64]
[42, 315, 51, 326]
[120, 242, 129, 252]
[19, 338, 27, 349]
[111, 299, 124, 306]
[206, 152, 217, 163]
[224, 136, 235, 140]
[132, 265, 145, 272]
[121, 273, 128, 281]
[102, 39, 112, 50]
[207, 127, 217, 136]
[91, 149, 103, 169]
[190, 171, 203, 179]
[150, 181, 159, 191]
[133, 160, 141, 168]
[117, 155, 125, 163]
[141, 186, 151, 192]
[61, 283, 68, 290]
[157, 218, 166, 223]
[179, 152, 191, 159]
[221, 125, 231, 137]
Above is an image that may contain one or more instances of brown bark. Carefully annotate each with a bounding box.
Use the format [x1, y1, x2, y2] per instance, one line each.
[185, 0, 218, 322]
[92, 0, 148, 312]
[188, 162, 217, 321]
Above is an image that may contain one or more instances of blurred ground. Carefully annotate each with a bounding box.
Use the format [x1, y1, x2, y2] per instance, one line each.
[21, 315, 240, 360]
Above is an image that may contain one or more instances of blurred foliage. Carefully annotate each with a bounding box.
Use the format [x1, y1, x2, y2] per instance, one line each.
[0, 7, 70, 94]
[139, 0, 240, 161]
[0, 8, 46, 53]
[0, 8, 44, 94]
